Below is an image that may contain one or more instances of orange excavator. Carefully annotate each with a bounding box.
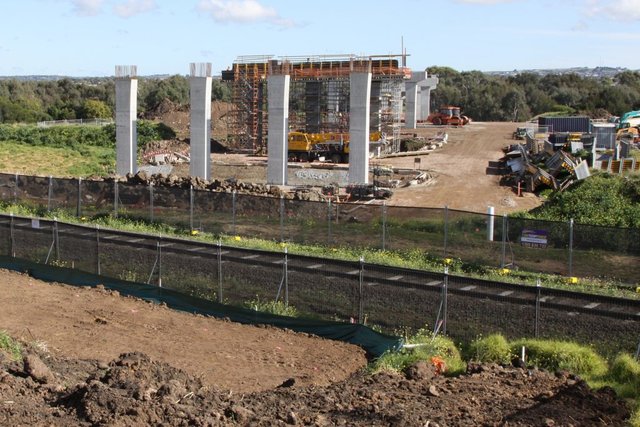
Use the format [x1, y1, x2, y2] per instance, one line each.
[427, 106, 471, 126]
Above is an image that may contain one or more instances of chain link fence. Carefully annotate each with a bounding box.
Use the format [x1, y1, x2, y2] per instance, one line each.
[0, 212, 638, 356]
[1, 172, 640, 284]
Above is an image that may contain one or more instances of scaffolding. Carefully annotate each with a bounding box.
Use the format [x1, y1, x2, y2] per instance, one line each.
[222, 54, 409, 153]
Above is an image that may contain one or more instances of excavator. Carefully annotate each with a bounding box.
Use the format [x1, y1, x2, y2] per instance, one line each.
[427, 106, 471, 126]
[288, 131, 384, 163]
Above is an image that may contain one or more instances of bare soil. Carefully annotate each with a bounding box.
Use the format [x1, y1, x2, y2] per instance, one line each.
[0, 269, 631, 426]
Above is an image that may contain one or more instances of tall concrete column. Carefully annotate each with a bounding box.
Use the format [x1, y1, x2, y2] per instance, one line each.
[115, 65, 138, 176]
[348, 69, 372, 184]
[267, 73, 290, 185]
[404, 70, 426, 129]
[419, 75, 439, 120]
[189, 63, 213, 180]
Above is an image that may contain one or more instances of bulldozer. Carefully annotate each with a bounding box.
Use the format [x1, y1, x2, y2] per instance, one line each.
[427, 106, 471, 126]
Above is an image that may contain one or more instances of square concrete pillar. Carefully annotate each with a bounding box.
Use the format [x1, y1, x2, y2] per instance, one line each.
[348, 71, 372, 184]
[115, 66, 138, 176]
[267, 74, 290, 185]
[419, 76, 439, 120]
[404, 71, 426, 129]
[189, 63, 213, 180]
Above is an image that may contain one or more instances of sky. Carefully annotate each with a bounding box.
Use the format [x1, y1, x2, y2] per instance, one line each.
[1, 0, 640, 76]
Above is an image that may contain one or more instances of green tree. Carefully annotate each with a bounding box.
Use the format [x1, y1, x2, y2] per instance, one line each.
[81, 99, 112, 119]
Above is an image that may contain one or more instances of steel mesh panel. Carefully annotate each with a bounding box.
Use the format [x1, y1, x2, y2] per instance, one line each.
[95, 229, 158, 284]
[286, 256, 360, 322]
[0, 173, 17, 202]
[571, 222, 640, 283]
[10, 217, 55, 263]
[157, 239, 219, 300]
[218, 247, 284, 306]
[116, 183, 151, 222]
[331, 202, 382, 249]
[79, 180, 114, 217]
[361, 264, 442, 333]
[232, 194, 281, 241]
[282, 198, 329, 245]
[49, 177, 79, 212]
[149, 185, 191, 228]
[384, 206, 445, 255]
[56, 223, 98, 273]
[17, 175, 49, 209]
[192, 190, 234, 235]
[446, 209, 502, 268]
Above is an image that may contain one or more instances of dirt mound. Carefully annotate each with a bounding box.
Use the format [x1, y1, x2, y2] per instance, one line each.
[144, 100, 232, 140]
[1, 349, 629, 426]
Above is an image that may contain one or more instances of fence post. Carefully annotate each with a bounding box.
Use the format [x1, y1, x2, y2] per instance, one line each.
[500, 214, 507, 268]
[535, 278, 541, 338]
[280, 195, 285, 243]
[284, 247, 289, 306]
[77, 177, 82, 218]
[96, 225, 101, 275]
[443, 205, 449, 258]
[358, 256, 364, 324]
[382, 201, 387, 251]
[217, 239, 223, 303]
[232, 191, 237, 236]
[568, 218, 574, 277]
[13, 173, 18, 204]
[157, 238, 162, 287]
[149, 182, 154, 223]
[442, 266, 448, 335]
[487, 206, 494, 241]
[47, 175, 53, 212]
[114, 181, 119, 218]
[189, 185, 194, 233]
[327, 199, 333, 245]
[54, 218, 59, 261]
[9, 213, 14, 257]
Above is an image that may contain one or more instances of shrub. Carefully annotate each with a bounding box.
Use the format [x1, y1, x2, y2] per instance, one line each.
[610, 353, 640, 398]
[244, 296, 298, 317]
[511, 338, 607, 378]
[372, 328, 465, 375]
[469, 334, 513, 365]
[0, 331, 22, 361]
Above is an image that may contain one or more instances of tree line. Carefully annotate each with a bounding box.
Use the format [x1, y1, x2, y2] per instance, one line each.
[427, 67, 640, 122]
[1, 68, 639, 124]
[0, 75, 231, 124]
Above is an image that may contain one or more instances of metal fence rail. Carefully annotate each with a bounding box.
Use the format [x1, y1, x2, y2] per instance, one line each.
[0, 212, 638, 356]
[0, 172, 640, 284]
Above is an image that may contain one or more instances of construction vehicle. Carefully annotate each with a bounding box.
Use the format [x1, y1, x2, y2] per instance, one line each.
[427, 106, 471, 126]
[618, 110, 640, 130]
[288, 131, 384, 163]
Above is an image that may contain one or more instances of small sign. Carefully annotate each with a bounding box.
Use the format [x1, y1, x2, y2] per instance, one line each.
[31, 219, 40, 229]
[414, 157, 421, 169]
[520, 229, 548, 248]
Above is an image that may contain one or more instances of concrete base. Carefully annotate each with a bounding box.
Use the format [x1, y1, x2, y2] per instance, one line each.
[348, 72, 372, 184]
[115, 78, 138, 176]
[267, 75, 290, 185]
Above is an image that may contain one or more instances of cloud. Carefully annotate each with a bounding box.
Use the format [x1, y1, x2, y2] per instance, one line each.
[586, 0, 640, 21]
[71, 0, 105, 16]
[197, 0, 293, 26]
[113, 0, 156, 17]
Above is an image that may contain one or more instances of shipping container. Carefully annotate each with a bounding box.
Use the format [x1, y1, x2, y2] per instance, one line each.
[538, 116, 591, 133]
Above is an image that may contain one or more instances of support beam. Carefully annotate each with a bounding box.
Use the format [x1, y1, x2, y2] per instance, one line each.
[267, 74, 290, 185]
[189, 63, 213, 180]
[348, 70, 372, 184]
[115, 65, 138, 176]
[404, 71, 425, 129]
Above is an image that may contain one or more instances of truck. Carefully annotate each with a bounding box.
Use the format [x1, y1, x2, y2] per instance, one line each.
[288, 131, 384, 163]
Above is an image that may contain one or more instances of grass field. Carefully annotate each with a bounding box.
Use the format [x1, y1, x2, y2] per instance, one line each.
[0, 141, 114, 177]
